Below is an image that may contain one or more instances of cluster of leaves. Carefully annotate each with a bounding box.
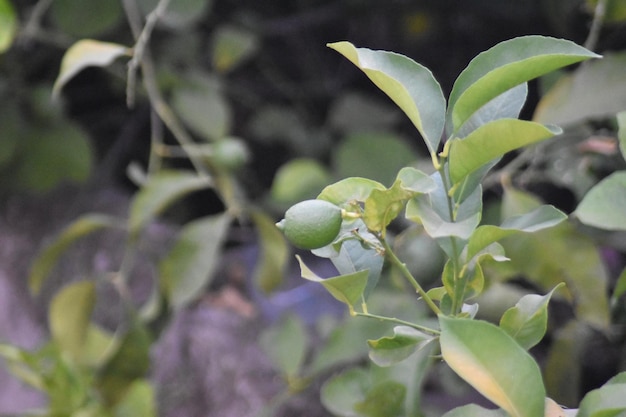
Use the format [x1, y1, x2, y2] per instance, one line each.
[272, 34, 626, 417]
[0, 0, 281, 415]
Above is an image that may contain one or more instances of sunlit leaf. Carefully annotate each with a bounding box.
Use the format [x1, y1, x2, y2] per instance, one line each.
[128, 170, 210, 235]
[251, 209, 288, 293]
[448, 35, 600, 133]
[159, 213, 231, 309]
[466, 205, 567, 261]
[0, 0, 17, 53]
[534, 53, 626, 126]
[297, 255, 368, 314]
[259, 315, 307, 377]
[439, 316, 546, 417]
[367, 326, 434, 367]
[328, 41, 446, 156]
[318, 177, 386, 206]
[211, 24, 259, 73]
[574, 172, 626, 231]
[448, 119, 561, 185]
[29, 214, 120, 294]
[49, 281, 96, 362]
[53, 40, 129, 98]
[500, 284, 564, 350]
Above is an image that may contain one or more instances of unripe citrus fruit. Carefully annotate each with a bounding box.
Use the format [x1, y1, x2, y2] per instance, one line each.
[276, 199, 342, 249]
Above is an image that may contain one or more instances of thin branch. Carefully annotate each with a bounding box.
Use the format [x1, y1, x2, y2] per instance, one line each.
[585, 0, 608, 52]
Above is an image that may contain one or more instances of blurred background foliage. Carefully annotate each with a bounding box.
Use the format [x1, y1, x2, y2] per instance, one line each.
[1, 0, 626, 416]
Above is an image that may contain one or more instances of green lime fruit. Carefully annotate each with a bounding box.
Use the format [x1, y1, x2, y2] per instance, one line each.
[276, 199, 342, 249]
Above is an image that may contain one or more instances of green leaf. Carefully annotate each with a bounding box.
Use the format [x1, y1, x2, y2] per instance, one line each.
[500, 284, 564, 350]
[362, 168, 436, 234]
[53, 40, 129, 98]
[159, 213, 231, 309]
[98, 319, 151, 405]
[367, 326, 434, 367]
[448, 118, 561, 185]
[333, 131, 419, 186]
[574, 172, 626, 231]
[321, 368, 370, 417]
[49, 281, 96, 362]
[270, 158, 332, 205]
[259, 315, 308, 377]
[328, 230, 384, 299]
[443, 404, 508, 417]
[577, 383, 626, 417]
[0, 0, 17, 53]
[128, 170, 210, 234]
[16, 122, 94, 192]
[456, 83, 528, 138]
[297, 255, 368, 314]
[396, 167, 437, 193]
[29, 214, 120, 294]
[534, 53, 626, 126]
[171, 73, 232, 141]
[113, 379, 156, 417]
[495, 188, 611, 328]
[211, 24, 259, 73]
[618, 110, 626, 161]
[318, 177, 386, 206]
[51, 0, 122, 37]
[328, 41, 446, 156]
[363, 182, 414, 234]
[439, 316, 546, 417]
[447, 35, 600, 133]
[407, 194, 480, 240]
[354, 380, 406, 417]
[251, 209, 288, 293]
[466, 205, 567, 261]
[321, 368, 406, 417]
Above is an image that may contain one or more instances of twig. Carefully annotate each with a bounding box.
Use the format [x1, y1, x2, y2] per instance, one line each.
[126, 0, 171, 108]
[585, 0, 608, 52]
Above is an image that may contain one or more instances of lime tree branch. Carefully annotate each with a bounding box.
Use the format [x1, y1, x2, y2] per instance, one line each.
[380, 237, 441, 316]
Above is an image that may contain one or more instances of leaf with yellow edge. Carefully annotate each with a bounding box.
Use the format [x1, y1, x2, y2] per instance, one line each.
[297, 255, 367, 314]
[328, 41, 446, 156]
[439, 316, 546, 417]
[53, 39, 130, 98]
